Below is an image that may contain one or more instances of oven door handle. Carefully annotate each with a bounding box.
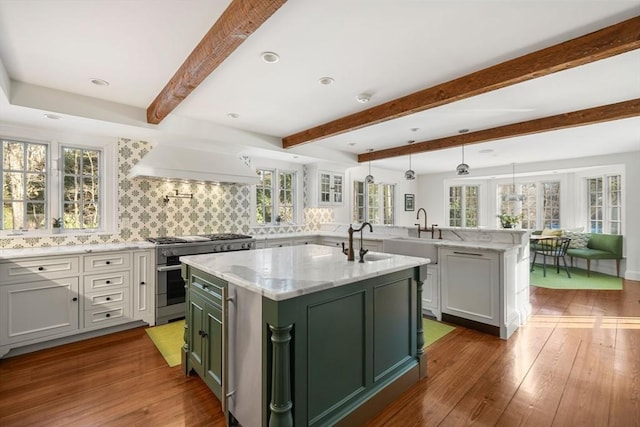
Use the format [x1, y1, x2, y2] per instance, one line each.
[156, 264, 182, 272]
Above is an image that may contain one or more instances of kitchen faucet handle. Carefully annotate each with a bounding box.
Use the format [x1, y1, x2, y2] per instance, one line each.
[358, 247, 369, 263]
[341, 242, 348, 256]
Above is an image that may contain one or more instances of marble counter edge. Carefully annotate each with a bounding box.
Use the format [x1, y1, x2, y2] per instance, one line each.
[0, 241, 156, 260]
[181, 247, 430, 301]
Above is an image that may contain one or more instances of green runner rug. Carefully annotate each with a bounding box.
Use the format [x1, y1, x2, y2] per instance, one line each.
[530, 265, 622, 290]
[423, 318, 455, 347]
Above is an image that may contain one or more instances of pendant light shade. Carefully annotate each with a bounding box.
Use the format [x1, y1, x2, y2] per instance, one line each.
[456, 145, 469, 176]
[404, 152, 415, 180]
[503, 163, 525, 201]
[365, 149, 374, 183]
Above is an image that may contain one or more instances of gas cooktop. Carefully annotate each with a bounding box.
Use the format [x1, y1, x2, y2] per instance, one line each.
[146, 233, 253, 245]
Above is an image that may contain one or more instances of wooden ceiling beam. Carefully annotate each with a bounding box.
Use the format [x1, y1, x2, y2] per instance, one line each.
[147, 0, 287, 124]
[358, 98, 640, 162]
[284, 15, 640, 148]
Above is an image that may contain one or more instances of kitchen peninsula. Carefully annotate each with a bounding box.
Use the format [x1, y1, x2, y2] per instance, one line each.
[180, 244, 430, 427]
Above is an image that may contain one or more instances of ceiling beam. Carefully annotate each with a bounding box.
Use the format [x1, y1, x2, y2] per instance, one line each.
[358, 98, 640, 162]
[146, 0, 287, 125]
[283, 15, 640, 148]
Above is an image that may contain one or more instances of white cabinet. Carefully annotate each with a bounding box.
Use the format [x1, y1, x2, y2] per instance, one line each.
[440, 248, 500, 327]
[133, 250, 155, 325]
[422, 268, 440, 320]
[0, 276, 79, 345]
[307, 164, 345, 207]
[0, 247, 156, 357]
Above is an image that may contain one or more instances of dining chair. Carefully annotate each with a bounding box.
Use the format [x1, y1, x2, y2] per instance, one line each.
[530, 237, 572, 278]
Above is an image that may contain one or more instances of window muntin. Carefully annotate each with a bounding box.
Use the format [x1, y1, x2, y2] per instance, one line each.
[353, 181, 395, 225]
[62, 147, 101, 230]
[256, 168, 297, 225]
[1, 139, 47, 230]
[449, 185, 478, 227]
[587, 175, 621, 234]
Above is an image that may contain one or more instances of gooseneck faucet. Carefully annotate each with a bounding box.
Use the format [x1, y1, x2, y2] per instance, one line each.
[415, 208, 438, 238]
[342, 222, 374, 262]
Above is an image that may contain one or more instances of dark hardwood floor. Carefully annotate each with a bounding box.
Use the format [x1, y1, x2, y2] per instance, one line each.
[2, 280, 639, 427]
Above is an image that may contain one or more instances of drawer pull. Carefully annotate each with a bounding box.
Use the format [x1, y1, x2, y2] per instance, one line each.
[140, 281, 145, 285]
[453, 251, 484, 257]
[105, 261, 111, 265]
[72, 297, 78, 302]
[106, 280, 111, 284]
[38, 266, 44, 271]
[106, 297, 111, 301]
[106, 313, 111, 318]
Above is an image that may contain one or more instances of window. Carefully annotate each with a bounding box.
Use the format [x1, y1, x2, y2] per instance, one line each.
[62, 146, 101, 230]
[448, 185, 478, 227]
[587, 175, 622, 234]
[498, 181, 560, 229]
[353, 181, 395, 225]
[1, 139, 47, 230]
[1, 137, 112, 234]
[256, 169, 297, 225]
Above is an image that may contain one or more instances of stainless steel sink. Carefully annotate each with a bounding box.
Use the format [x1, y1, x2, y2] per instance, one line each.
[382, 237, 438, 263]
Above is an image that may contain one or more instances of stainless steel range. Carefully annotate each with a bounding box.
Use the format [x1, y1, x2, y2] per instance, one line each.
[147, 233, 255, 324]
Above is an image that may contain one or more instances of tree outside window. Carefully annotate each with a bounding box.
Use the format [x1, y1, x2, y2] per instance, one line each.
[449, 185, 478, 227]
[62, 147, 101, 230]
[256, 169, 296, 225]
[353, 181, 395, 225]
[1, 139, 47, 230]
[498, 181, 559, 229]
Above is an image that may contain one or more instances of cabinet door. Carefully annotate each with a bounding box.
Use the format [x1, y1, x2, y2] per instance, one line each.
[133, 250, 155, 325]
[204, 303, 223, 399]
[318, 172, 344, 206]
[188, 292, 206, 378]
[440, 249, 499, 326]
[423, 268, 440, 320]
[1, 277, 79, 344]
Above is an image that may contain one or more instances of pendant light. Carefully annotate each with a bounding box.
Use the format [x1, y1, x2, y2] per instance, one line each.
[456, 144, 469, 176]
[503, 163, 525, 201]
[404, 140, 416, 180]
[365, 148, 375, 183]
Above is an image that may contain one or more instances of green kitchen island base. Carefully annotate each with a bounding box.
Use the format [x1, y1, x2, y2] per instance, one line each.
[181, 245, 429, 426]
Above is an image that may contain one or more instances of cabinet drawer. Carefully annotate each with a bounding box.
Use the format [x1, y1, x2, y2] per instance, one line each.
[0, 256, 80, 284]
[84, 271, 130, 293]
[84, 305, 130, 328]
[190, 272, 227, 302]
[86, 289, 128, 308]
[84, 252, 131, 272]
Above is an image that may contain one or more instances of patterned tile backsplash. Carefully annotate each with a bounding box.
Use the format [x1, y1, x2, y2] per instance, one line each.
[0, 138, 333, 249]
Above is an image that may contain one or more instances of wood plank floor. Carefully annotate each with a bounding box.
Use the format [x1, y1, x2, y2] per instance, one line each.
[1, 281, 639, 427]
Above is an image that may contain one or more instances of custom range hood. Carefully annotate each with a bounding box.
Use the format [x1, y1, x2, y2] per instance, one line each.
[129, 145, 260, 185]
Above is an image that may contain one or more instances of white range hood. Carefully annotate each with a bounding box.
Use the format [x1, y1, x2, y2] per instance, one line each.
[129, 146, 260, 185]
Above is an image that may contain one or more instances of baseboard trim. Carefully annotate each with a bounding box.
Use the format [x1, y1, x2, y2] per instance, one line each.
[442, 313, 500, 337]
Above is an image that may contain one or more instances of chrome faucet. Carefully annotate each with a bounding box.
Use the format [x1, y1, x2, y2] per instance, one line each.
[415, 208, 438, 238]
[342, 222, 373, 262]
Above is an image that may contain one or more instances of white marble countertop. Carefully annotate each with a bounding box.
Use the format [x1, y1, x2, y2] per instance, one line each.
[0, 241, 155, 260]
[181, 244, 430, 301]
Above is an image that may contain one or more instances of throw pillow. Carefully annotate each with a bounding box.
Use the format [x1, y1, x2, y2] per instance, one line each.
[564, 231, 590, 248]
[542, 228, 563, 237]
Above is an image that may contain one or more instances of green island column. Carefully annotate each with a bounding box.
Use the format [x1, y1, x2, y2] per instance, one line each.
[269, 324, 293, 427]
[416, 276, 426, 378]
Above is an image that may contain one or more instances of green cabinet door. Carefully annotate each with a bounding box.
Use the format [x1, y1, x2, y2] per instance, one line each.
[188, 292, 206, 378]
[204, 302, 223, 397]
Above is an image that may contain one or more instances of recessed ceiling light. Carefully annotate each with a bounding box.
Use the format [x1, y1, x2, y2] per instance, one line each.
[261, 51, 280, 63]
[458, 128, 469, 134]
[356, 93, 371, 104]
[44, 113, 61, 120]
[479, 149, 494, 154]
[408, 140, 415, 144]
[318, 77, 334, 85]
[348, 142, 356, 146]
[227, 113, 240, 119]
[90, 78, 109, 86]
[410, 128, 419, 132]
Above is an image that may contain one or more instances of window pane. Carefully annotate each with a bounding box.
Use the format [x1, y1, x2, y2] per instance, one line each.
[83, 202, 99, 228]
[64, 148, 81, 174]
[63, 203, 81, 228]
[3, 202, 18, 229]
[26, 202, 45, 229]
[62, 146, 101, 230]
[27, 144, 46, 172]
[3, 141, 24, 170]
[83, 177, 99, 203]
[3, 172, 24, 199]
[82, 150, 100, 175]
[26, 173, 46, 201]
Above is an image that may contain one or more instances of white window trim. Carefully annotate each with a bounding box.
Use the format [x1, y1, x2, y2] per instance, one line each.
[252, 163, 303, 227]
[0, 132, 118, 238]
[444, 179, 485, 227]
[352, 180, 396, 225]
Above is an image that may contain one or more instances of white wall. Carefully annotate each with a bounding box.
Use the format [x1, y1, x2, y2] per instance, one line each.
[416, 151, 640, 280]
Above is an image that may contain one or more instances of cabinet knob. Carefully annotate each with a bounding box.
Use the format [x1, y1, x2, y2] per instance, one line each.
[106, 297, 111, 301]
[106, 313, 111, 318]
[105, 261, 111, 265]
[140, 281, 145, 285]
[106, 280, 111, 284]
[38, 266, 44, 271]
[72, 297, 78, 302]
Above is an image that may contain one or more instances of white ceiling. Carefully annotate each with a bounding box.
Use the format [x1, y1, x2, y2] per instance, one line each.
[0, 0, 638, 175]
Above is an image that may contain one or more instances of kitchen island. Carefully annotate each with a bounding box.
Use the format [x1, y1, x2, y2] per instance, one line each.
[180, 244, 430, 427]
